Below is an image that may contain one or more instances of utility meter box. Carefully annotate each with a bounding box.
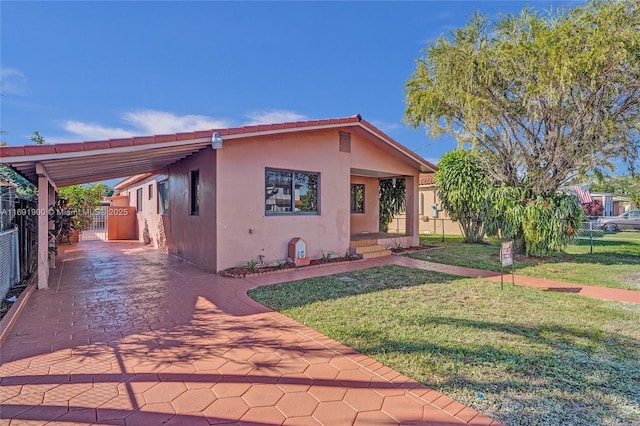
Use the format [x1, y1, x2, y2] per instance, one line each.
[288, 237, 310, 266]
[431, 203, 440, 218]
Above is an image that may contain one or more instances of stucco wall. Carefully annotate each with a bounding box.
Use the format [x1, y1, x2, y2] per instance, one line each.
[350, 132, 420, 176]
[167, 148, 217, 271]
[121, 174, 169, 247]
[215, 130, 351, 270]
[392, 186, 462, 236]
[349, 175, 379, 234]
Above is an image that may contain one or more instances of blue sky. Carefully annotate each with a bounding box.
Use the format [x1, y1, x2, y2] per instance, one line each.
[2, 1, 578, 169]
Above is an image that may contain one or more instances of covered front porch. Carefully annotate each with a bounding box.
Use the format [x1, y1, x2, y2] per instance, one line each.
[349, 168, 419, 259]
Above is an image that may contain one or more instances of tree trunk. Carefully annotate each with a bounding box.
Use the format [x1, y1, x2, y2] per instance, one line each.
[513, 231, 526, 256]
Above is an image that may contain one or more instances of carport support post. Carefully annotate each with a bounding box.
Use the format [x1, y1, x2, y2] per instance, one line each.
[36, 163, 56, 290]
[37, 174, 50, 289]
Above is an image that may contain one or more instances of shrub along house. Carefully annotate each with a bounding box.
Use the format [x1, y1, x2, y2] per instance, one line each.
[0, 115, 436, 286]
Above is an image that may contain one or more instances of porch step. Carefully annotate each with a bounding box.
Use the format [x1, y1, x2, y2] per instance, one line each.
[361, 249, 392, 259]
[349, 239, 378, 248]
[350, 238, 392, 260]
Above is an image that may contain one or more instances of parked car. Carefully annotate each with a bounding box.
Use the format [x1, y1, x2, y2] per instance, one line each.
[598, 210, 640, 232]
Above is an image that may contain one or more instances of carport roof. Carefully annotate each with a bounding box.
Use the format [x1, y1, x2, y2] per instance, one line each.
[0, 114, 437, 188]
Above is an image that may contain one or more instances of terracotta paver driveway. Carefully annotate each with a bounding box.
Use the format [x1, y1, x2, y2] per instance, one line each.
[0, 242, 498, 425]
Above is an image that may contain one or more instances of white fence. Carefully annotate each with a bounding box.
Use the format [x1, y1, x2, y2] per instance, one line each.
[0, 227, 20, 300]
[80, 206, 108, 241]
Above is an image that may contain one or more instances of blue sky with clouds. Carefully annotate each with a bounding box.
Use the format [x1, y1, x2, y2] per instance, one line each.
[3, 1, 578, 168]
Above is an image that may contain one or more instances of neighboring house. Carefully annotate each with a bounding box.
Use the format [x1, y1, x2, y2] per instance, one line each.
[391, 173, 462, 236]
[98, 115, 437, 272]
[590, 192, 633, 216]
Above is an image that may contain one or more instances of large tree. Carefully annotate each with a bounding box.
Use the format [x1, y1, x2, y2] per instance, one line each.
[405, 0, 639, 197]
[405, 0, 639, 254]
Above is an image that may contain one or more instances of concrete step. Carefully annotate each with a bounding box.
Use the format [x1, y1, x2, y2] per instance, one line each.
[361, 249, 392, 259]
[354, 244, 387, 254]
[349, 239, 378, 248]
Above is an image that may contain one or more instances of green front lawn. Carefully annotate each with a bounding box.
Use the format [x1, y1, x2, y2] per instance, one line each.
[249, 265, 640, 426]
[412, 234, 640, 290]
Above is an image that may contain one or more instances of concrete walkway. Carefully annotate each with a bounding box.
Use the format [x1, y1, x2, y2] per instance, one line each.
[391, 256, 640, 304]
[0, 242, 499, 425]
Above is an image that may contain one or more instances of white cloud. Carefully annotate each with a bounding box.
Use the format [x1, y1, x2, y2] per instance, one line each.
[61, 121, 134, 140]
[370, 120, 402, 133]
[58, 108, 306, 142]
[60, 109, 231, 141]
[245, 110, 307, 125]
[123, 110, 230, 134]
[1, 68, 29, 95]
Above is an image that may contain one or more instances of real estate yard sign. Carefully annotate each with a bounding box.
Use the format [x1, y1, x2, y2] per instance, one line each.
[500, 241, 513, 266]
[500, 241, 514, 289]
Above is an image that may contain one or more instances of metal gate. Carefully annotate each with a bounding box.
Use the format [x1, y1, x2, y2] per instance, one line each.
[80, 206, 108, 241]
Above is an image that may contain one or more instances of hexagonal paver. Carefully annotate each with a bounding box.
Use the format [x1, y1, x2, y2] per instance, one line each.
[0, 385, 21, 403]
[336, 368, 373, 388]
[304, 363, 339, 381]
[276, 358, 310, 375]
[354, 410, 398, 425]
[218, 361, 254, 376]
[184, 372, 222, 390]
[241, 384, 284, 407]
[276, 392, 319, 417]
[240, 406, 286, 425]
[307, 384, 348, 402]
[329, 356, 359, 370]
[249, 351, 282, 368]
[44, 383, 93, 404]
[282, 416, 323, 425]
[223, 347, 256, 362]
[301, 351, 333, 365]
[19, 404, 68, 423]
[164, 412, 211, 425]
[140, 401, 176, 414]
[313, 400, 358, 424]
[159, 362, 197, 380]
[382, 395, 425, 422]
[132, 360, 169, 374]
[69, 384, 119, 407]
[192, 357, 228, 372]
[171, 388, 216, 413]
[344, 388, 385, 412]
[211, 379, 251, 398]
[125, 409, 174, 425]
[203, 397, 250, 423]
[276, 374, 312, 393]
[54, 407, 98, 424]
[142, 382, 187, 404]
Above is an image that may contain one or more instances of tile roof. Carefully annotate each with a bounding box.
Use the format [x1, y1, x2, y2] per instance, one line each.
[419, 173, 435, 186]
[0, 114, 437, 187]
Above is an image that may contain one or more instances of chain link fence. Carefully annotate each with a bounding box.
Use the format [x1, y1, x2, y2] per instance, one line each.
[0, 228, 20, 300]
[567, 221, 640, 254]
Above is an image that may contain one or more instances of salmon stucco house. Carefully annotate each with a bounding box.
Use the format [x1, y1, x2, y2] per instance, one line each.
[0, 114, 437, 287]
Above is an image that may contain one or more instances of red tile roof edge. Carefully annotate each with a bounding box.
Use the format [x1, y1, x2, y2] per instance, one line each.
[0, 114, 437, 172]
[419, 173, 435, 186]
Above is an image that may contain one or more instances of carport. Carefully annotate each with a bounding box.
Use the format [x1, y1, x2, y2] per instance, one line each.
[0, 132, 214, 290]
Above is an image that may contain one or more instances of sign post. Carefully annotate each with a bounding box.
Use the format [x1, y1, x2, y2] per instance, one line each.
[500, 241, 514, 290]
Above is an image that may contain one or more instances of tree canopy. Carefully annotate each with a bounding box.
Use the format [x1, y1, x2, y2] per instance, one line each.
[405, 0, 640, 196]
[434, 150, 487, 242]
